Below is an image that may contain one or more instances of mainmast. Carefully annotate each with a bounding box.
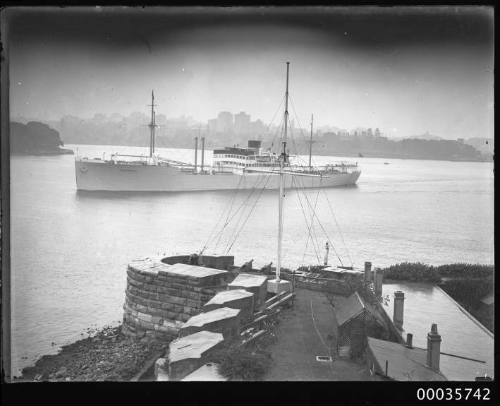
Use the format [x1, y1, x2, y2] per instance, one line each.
[276, 62, 290, 282]
[148, 90, 157, 158]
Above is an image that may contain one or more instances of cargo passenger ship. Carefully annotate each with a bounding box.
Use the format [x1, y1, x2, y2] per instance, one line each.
[75, 77, 361, 192]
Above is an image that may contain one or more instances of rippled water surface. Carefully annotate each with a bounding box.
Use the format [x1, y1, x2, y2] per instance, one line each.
[10, 145, 494, 375]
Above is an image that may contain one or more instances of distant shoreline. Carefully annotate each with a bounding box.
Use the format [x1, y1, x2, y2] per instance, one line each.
[300, 150, 492, 163]
[64, 142, 492, 163]
[11, 148, 74, 156]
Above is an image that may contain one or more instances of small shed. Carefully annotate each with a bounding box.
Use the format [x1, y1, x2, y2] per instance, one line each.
[332, 291, 366, 359]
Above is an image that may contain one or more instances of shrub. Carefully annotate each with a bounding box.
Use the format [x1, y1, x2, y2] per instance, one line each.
[208, 346, 272, 381]
[436, 263, 494, 278]
[381, 262, 494, 283]
[381, 262, 441, 283]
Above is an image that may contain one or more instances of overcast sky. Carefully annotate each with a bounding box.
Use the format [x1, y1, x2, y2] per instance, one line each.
[6, 6, 494, 139]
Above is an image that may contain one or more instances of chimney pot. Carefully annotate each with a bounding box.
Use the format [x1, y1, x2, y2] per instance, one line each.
[427, 323, 442, 371]
[406, 333, 413, 348]
[364, 261, 372, 283]
[374, 268, 384, 296]
[393, 291, 405, 329]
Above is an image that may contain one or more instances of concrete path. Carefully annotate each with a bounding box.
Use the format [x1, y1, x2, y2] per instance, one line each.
[263, 288, 370, 381]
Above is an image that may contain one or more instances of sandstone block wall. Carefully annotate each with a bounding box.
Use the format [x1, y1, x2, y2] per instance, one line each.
[122, 259, 228, 338]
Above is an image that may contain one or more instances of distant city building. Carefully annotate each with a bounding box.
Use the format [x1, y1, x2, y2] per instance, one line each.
[217, 111, 234, 133]
[234, 112, 251, 134]
[457, 138, 464, 144]
[375, 128, 381, 137]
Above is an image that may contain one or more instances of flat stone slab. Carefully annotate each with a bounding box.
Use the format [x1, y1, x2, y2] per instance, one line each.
[166, 263, 228, 279]
[229, 273, 268, 310]
[203, 289, 254, 324]
[181, 363, 227, 381]
[128, 260, 228, 281]
[228, 273, 268, 289]
[183, 307, 240, 328]
[204, 289, 254, 306]
[169, 331, 224, 364]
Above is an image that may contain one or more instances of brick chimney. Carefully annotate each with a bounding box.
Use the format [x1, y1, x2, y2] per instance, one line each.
[427, 323, 442, 371]
[374, 268, 384, 296]
[406, 333, 413, 348]
[393, 291, 404, 329]
[364, 262, 372, 284]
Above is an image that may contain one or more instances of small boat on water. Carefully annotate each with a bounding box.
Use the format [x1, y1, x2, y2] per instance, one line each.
[75, 69, 361, 192]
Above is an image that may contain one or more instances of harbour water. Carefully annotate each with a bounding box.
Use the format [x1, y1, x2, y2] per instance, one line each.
[10, 144, 494, 376]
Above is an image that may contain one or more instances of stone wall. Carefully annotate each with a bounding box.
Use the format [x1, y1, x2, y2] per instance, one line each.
[283, 274, 353, 296]
[122, 259, 230, 338]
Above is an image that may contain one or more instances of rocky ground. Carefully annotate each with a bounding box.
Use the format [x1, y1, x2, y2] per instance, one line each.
[17, 325, 171, 382]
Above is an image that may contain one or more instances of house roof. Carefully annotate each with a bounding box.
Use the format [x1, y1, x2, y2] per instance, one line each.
[333, 291, 366, 327]
[367, 337, 446, 381]
[381, 283, 494, 380]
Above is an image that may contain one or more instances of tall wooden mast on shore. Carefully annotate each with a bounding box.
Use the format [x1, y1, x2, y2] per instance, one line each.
[276, 62, 290, 282]
[309, 114, 314, 170]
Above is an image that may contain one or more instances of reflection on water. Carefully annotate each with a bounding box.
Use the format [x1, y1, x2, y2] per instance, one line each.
[382, 283, 493, 380]
[10, 145, 494, 376]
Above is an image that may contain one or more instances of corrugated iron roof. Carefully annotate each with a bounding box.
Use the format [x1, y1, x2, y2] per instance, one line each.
[367, 337, 446, 381]
[480, 292, 494, 306]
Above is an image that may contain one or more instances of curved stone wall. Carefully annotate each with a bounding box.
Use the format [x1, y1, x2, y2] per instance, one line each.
[122, 259, 229, 338]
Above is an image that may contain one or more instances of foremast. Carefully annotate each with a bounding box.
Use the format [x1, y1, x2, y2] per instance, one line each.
[148, 90, 158, 158]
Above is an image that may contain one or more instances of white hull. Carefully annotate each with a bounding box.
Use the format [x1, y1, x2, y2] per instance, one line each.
[75, 160, 361, 192]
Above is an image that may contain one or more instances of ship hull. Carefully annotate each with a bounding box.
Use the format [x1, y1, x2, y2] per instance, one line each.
[75, 160, 361, 192]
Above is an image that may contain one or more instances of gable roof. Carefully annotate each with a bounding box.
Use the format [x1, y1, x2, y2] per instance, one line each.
[333, 291, 366, 327]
